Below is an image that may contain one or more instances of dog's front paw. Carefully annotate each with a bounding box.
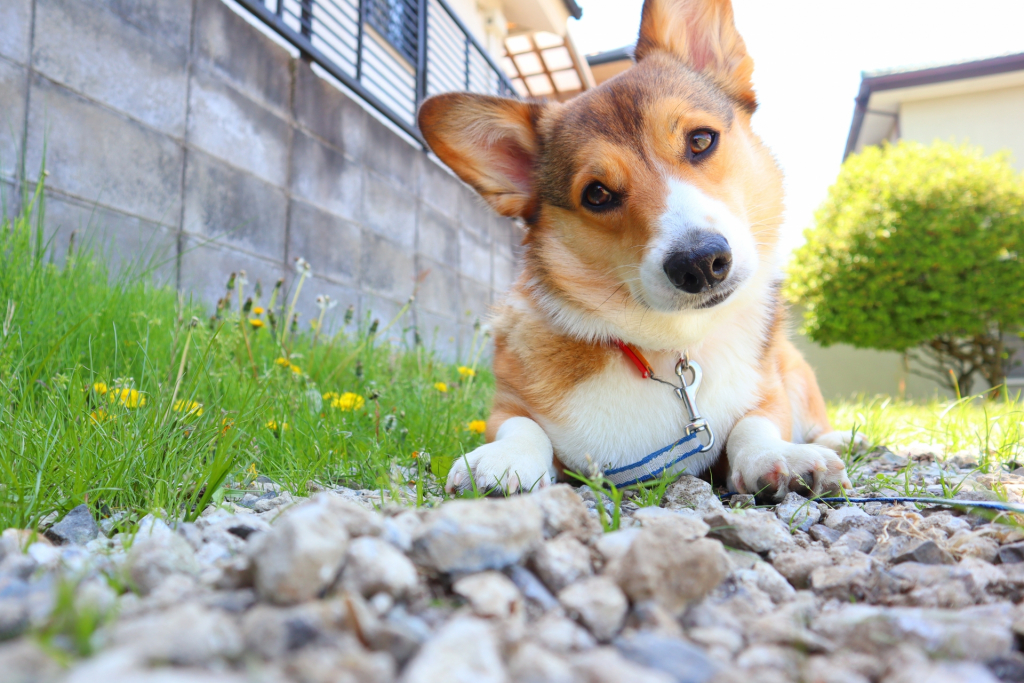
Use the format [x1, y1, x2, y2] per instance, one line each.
[730, 442, 851, 502]
[814, 430, 870, 454]
[446, 440, 552, 495]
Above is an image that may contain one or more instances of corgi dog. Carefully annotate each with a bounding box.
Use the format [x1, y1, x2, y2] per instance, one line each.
[418, 0, 856, 501]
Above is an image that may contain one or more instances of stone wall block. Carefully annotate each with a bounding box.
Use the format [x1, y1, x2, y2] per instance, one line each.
[290, 131, 363, 223]
[460, 276, 493, 324]
[0, 0, 32, 65]
[179, 237, 285, 306]
[187, 70, 290, 187]
[25, 75, 183, 225]
[360, 230, 414, 301]
[287, 199, 360, 286]
[459, 228, 491, 285]
[362, 172, 416, 249]
[416, 258, 460, 318]
[43, 190, 178, 284]
[293, 61, 368, 161]
[82, 0, 193, 55]
[419, 156, 462, 218]
[0, 60, 28, 180]
[182, 149, 288, 256]
[363, 114, 421, 192]
[194, 0, 293, 117]
[457, 186, 494, 241]
[493, 254, 516, 295]
[417, 204, 459, 267]
[32, 0, 189, 136]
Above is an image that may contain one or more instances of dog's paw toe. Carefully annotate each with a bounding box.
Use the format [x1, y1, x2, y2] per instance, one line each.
[444, 441, 550, 496]
[733, 442, 850, 503]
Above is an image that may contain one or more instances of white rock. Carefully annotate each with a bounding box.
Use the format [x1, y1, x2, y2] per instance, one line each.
[249, 497, 351, 604]
[662, 476, 725, 515]
[558, 576, 628, 642]
[509, 641, 574, 683]
[595, 529, 641, 567]
[452, 571, 523, 620]
[705, 509, 794, 554]
[775, 493, 821, 532]
[569, 646, 675, 683]
[528, 612, 597, 653]
[824, 506, 871, 532]
[111, 602, 243, 665]
[342, 537, 419, 598]
[401, 616, 507, 683]
[125, 524, 201, 595]
[412, 497, 543, 573]
[531, 484, 602, 541]
[615, 527, 730, 615]
[530, 533, 594, 593]
[632, 507, 710, 539]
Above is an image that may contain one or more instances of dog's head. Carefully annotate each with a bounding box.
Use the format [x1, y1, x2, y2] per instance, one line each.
[419, 0, 782, 341]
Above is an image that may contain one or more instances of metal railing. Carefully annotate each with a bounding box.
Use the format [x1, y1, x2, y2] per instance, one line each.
[235, 0, 518, 144]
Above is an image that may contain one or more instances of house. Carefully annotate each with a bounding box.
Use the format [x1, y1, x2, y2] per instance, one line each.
[797, 52, 1024, 398]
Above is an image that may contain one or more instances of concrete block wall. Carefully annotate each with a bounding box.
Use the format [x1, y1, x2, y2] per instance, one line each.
[0, 0, 521, 360]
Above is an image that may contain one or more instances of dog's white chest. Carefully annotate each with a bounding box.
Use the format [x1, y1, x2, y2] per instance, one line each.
[538, 344, 761, 477]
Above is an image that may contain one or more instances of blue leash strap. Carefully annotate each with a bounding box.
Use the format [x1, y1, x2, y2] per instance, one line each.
[603, 431, 703, 486]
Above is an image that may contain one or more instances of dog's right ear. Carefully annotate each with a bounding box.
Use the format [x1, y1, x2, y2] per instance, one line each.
[418, 94, 543, 219]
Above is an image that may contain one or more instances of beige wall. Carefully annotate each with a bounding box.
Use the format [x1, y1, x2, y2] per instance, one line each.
[900, 84, 1024, 169]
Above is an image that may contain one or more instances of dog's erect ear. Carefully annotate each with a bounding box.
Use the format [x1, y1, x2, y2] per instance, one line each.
[418, 94, 543, 219]
[635, 0, 756, 111]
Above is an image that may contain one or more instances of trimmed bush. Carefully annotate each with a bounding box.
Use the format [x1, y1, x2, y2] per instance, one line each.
[787, 141, 1024, 395]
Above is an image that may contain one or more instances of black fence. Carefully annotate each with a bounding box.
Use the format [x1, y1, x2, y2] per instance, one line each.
[236, 0, 518, 144]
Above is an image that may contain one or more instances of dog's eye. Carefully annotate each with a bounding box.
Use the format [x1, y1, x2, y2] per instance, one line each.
[583, 182, 615, 208]
[688, 130, 717, 157]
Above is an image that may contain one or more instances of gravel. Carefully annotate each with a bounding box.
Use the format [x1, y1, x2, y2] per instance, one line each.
[7, 446, 1024, 682]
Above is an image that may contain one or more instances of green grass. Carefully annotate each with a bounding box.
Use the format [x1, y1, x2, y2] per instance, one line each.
[0, 181, 492, 530]
[2, 181, 1024, 532]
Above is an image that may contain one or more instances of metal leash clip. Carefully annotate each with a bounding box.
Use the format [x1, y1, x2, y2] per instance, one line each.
[674, 353, 714, 452]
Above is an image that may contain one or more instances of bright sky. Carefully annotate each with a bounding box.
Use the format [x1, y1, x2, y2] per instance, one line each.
[569, 0, 1024, 256]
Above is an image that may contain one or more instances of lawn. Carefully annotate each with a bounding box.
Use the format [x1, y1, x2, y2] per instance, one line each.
[2, 182, 1023, 531]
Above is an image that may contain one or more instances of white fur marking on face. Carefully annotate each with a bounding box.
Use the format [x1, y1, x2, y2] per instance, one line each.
[638, 178, 757, 312]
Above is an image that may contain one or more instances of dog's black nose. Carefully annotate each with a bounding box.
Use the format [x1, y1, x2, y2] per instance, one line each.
[663, 234, 732, 294]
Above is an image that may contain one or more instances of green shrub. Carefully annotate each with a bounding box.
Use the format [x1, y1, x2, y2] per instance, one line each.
[787, 141, 1024, 395]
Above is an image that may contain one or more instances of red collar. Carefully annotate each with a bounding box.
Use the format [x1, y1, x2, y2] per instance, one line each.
[613, 339, 654, 379]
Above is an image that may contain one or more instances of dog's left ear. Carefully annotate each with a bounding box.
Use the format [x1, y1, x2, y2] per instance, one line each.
[635, 0, 756, 112]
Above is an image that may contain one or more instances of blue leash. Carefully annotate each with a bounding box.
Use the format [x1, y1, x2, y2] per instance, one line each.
[722, 492, 1024, 515]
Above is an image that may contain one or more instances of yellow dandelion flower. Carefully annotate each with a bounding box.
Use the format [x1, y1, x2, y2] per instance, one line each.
[434, 382, 448, 393]
[92, 382, 108, 395]
[322, 391, 339, 401]
[90, 410, 112, 424]
[457, 366, 476, 378]
[330, 392, 365, 411]
[252, 306, 265, 315]
[467, 420, 486, 434]
[173, 400, 204, 417]
[274, 357, 291, 367]
[246, 463, 258, 477]
[111, 388, 146, 408]
[249, 318, 264, 329]
[289, 363, 303, 375]
[266, 420, 289, 431]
